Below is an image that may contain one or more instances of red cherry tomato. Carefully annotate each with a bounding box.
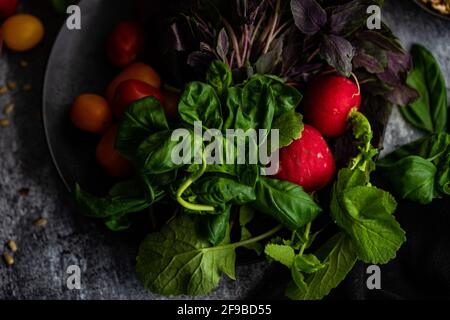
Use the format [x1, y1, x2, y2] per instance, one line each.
[106, 21, 144, 68]
[113, 79, 165, 118]
[0, 0, 18, 20]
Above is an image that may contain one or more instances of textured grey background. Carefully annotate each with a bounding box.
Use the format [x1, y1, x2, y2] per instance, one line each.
[0, 0, 449, 300]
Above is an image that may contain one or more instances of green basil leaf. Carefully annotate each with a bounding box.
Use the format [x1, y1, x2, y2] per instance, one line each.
[200, 205, 231, 246]
[206, 60, 232, 96]
[286, 233, 357, 300]
[239, 206, 263, 255]
[74, 180, 154, 219]
[179, 82, 223, 130]
[104, 215, 133, 232]
[223, 86, 241, 130]
[377, 155, 437, 204]
[136, 130, 192, 175]
[252, 177, 322, 230]
[195, 177, 256, 206]
[400, 44, 448, 133]
[136, 215, 236, 295]
[116, 97, 169, 159]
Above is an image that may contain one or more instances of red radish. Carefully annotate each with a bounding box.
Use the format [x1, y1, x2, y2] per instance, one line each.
[303, 75, 361, 138]
[275, 124, 336, 192]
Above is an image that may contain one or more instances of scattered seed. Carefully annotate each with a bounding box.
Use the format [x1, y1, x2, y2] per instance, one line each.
[0, 86, 7, 95]
[19, 60, 29, 68]
[7, 240, 17, 253]
[3, 253, 14, 266]
[0, 119, 10, 127]
[18, 188, 30, 196]
[3, 103, 14, 115]
[34, 218, 48, 227]
[7, 81, 17, 90]
[23, 84, 32, 92]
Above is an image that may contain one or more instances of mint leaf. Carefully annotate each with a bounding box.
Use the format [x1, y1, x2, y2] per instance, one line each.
[264, 244, 295, 268]
[136, 215, 236, 295]
[287, 233, 357, 300]
[331, 171, 405, 264]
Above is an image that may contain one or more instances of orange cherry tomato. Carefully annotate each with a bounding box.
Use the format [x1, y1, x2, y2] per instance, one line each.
[106, 63, 161, 102]
[2, 14, 44, 52]
[96, 125, 132, 177]
[113, 79, 165, 118]
[162, 90, 179, 120]
[70, 94, 113, 134]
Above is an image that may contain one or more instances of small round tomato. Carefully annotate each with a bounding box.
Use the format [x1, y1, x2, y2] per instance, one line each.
[107, 21, 144, 68]
[113, 79, 165, 118]
[70, 94, 113, 134]
[2, 14, 44, 52]
[106, 63, 161, 102]
[96, 125, 132, 177]
[162, 90, 179, 120]
[0, 0, 18, 20]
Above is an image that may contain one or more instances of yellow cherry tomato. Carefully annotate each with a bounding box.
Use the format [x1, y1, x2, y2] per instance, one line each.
[2, 14, 44, 52]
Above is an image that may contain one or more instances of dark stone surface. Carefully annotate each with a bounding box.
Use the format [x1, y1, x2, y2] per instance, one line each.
[0, 0, 448, 299]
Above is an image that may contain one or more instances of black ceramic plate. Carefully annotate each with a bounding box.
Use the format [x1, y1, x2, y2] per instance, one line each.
[413, 0, 450, 21]
[43, 0, 135, 194]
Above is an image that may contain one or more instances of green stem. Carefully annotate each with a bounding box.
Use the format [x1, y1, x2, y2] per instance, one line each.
[176, 154, 215, 212]
[299, 222, 311, 256]
[207, 224, 283, 252]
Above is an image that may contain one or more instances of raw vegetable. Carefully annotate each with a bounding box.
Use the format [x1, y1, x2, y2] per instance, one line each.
[106, 63, 161, 102]
[112, 79, 165, 118]
[0, 0, 17, 19]
[107, 21, 145, 68]
[2, 14, 44, 52]
[70, 94, 113, 134]
[275, 124, 336, 192]
[399, 44, 448, 133]
[96, 125, 132, 177]
[303, 75, 361, 138]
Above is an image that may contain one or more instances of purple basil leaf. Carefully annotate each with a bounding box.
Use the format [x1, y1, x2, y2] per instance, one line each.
[352, 41, 388, 74]
[169, 22, 187, 51]
[329, 0, 384, 35]
[187, 51, 215, 69]
[285, 62, 323, 82]
[386, 85, 419, 106]
[216, 28, 229, 62]
[290, 0, 327, 35]
[356, 30, 403, 53]
[319, 34, 354, 76]
[377, 51, 412, 85]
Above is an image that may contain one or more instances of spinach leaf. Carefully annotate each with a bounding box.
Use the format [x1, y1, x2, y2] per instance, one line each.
[116, 97, 169, 160]
[331, 169, 405, 264]
[136, 130, 192, 175]
[223, 86, 241, 130]
[179, 82, 223, 130]
[136, 215, 236, 295]
[400, 44, 448, 133]
[252, 177, 322, 230]
[286, 233, 357, 300]
[206, 60, 232, 96]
